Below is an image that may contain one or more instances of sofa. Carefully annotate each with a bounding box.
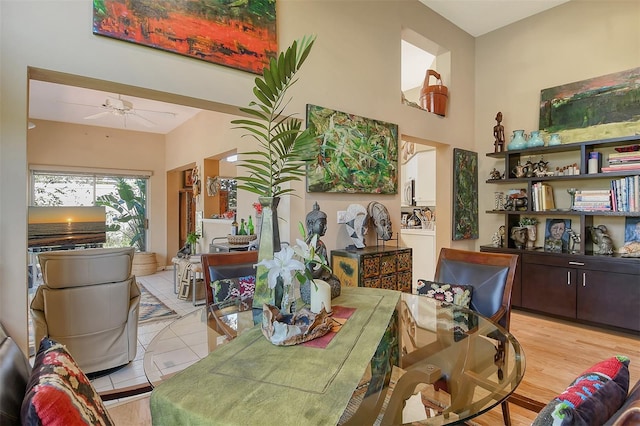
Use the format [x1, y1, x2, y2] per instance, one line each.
[0, 322, 151, 425]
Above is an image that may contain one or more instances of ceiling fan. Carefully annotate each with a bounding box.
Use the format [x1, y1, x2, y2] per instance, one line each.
[81, 95, 176, 128]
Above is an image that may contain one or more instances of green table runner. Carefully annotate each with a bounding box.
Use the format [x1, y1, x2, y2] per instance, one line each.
[150, 287, 399, 425]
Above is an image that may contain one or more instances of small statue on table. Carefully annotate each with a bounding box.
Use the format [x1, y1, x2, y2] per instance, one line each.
[303, 202, 341, 300]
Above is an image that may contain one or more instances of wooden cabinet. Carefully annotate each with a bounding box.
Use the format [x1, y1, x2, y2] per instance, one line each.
[518, 252, 640, 332]
[331, 246, 412, 293]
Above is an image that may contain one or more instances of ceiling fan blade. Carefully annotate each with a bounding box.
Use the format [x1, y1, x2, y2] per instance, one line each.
[135, 107, 177, 117]
[128, 112, 156, 127]
[84, 111, 111, 120]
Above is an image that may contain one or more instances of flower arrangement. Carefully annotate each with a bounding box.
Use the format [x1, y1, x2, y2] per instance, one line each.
[256, 223, 331, 312]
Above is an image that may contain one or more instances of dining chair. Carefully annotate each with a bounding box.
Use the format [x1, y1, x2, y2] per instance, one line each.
[200, 251, 258, 308]
[431, 247, 519, 425]
[390, 248, 519, 425]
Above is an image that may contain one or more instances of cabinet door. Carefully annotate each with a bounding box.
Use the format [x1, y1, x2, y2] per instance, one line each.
[414, 150, 436, 206]
[521, 263, 576, 318]
[577, 270, 640, 332]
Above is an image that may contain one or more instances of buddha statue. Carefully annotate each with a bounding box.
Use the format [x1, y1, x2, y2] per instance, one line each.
[304, 202, 341, 299]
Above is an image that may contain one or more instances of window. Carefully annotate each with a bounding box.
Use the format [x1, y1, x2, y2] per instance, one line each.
[31, 170, 149, 251]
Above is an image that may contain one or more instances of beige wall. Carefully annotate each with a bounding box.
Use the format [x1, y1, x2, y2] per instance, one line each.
[27, 120, 168, 264]
[475, 0, 640, 246]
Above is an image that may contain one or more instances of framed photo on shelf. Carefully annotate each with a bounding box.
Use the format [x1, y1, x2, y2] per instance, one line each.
[624, 217, 640, 244]
[544, 218, 571, 252]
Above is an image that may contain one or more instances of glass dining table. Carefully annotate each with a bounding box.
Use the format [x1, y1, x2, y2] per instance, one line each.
[145, 287, 524, 425]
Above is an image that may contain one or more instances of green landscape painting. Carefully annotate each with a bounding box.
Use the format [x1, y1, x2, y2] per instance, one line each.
[305, 105, 398, 194]
[539, 67, 640, 142]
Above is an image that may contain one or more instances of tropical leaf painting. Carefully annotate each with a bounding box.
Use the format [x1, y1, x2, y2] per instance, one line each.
[92, 0, 277, 74]
[539, 67, 640, 141]
[305, 104, 398, 194]
[452, 148, 478, 240]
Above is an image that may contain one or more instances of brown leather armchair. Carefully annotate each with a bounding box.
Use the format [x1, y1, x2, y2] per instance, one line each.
[30, 247, 140, 374]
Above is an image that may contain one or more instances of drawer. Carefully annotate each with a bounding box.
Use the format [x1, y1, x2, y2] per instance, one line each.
[380, 274, 396, 290]
[362, 255, 381, 278]
[363, 276, 381, 288]
[380, 254, 397, 275]
[397, 250, 412, 271]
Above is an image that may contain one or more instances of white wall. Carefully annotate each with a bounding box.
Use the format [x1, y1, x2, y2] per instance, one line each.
[1, 0, 476, 349]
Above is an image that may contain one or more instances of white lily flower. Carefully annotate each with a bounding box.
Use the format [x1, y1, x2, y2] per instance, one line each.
[257, 246, 305, 289]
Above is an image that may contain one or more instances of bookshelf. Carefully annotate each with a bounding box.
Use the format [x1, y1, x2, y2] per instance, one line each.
[486, 135, 640, 255]
[482, 135, 640, 332]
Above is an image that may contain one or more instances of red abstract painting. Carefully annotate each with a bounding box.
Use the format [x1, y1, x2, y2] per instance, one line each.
[93, 0, 277, 74]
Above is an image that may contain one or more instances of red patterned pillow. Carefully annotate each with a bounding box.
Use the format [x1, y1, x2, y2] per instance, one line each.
[533, 356, 630, 426]
[21, 338, 114, 426]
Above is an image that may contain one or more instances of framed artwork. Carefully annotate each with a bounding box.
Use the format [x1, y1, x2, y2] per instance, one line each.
[92, 0, 277, 74]
[624, 217, 640, 244]
[544, 219, 571, 252]
[452, 148, 478, 240]
[305, 104, 398, 194]
[539, 67, 640, 141]
[184, 170, 193, 188]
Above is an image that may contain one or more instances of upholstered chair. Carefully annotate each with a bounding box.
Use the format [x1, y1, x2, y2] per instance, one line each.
[30, 247, 140, 374]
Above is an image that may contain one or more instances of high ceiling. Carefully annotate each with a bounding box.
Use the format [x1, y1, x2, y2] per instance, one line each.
[28, 0, 570, 134]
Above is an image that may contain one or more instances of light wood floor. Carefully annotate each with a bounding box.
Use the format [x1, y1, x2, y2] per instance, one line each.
[473, 309, 640, 425]
[107, 308, 640, 425]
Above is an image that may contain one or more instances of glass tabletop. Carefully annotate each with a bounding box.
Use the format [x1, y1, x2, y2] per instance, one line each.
[341, 293, 525, 425]
[143, 298, 256, 387]
[145, 291, 524, 425]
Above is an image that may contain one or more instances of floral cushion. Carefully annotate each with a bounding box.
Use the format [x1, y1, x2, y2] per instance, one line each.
[533, 356, 630, 426]
[21, 337, 113, 426]
[416, 279, 473, 309]
[416, 280, 475, 340]
[211, 275, 256, 303]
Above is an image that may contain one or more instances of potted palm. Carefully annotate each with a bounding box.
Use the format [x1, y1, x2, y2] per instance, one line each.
[186, 232, 200, 255]
[231, 35, 318, 309]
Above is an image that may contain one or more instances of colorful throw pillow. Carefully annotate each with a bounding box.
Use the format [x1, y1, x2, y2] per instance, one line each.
[533, 356, 630, 426]
[417, 280, 475, 340]
[416, 279, 473, 309]
[211, 275, 256, 303]
[21, 337, 114, 426]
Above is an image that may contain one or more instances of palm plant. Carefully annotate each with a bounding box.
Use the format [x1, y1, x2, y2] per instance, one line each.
[96, 178, 147, 251]
[231, 35, 318, 198]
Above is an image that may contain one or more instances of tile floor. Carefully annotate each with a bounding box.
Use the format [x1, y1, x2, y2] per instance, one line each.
[88, 268, 200, 398]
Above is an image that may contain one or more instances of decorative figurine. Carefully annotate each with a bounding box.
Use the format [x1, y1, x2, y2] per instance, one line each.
[344, 204, 368, 248]
[493, 111, 505, 153]
[566, 229, 581, 254]
[489, 168, 503, 180]
[510, 226, 528, 249]
[491, 230, 502, 247]
[589, 225, 614, 255]
[304, 202, 340, 299]
[367, 201, 393, 241]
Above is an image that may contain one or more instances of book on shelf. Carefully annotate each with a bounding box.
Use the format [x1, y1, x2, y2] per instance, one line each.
[531, 183, 555, 211]
[611, 176, 640, 212]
